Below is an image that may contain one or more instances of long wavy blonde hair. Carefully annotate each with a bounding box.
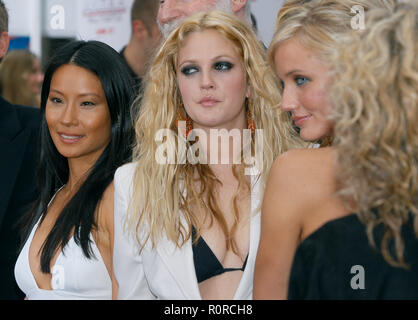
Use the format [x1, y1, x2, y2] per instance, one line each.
[127, 11, 302, 250]
[268, 0, 395, 146]
[331, 2, 418, 268]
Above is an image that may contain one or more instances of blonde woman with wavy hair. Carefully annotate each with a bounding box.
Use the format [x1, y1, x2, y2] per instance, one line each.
[0, 50, 43, 107]
[254, 0, 418, 299]
[112, 10, 302, 300]
[268, 0, 394, 147]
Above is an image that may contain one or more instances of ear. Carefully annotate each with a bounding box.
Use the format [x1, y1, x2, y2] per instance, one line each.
[231, 0, 248, 14]
[131, 20, 148, 39]
[246, 84, 251, 99]
[245, 75, 252, 98]
[0, 31, 10, 58]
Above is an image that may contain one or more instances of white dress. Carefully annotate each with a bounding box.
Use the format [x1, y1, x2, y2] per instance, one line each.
[113, 162, 262, 299]
[14, 188, 112, 300]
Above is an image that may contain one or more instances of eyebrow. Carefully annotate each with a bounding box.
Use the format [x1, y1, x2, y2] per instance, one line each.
[178, 55, 234, 67]
[49, 89, 101, 98]
[285, 69, 303, 77]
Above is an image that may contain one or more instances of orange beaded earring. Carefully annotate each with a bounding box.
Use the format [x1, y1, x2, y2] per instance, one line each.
[177, 98, 193, 139]
[246, 98, 255, 134]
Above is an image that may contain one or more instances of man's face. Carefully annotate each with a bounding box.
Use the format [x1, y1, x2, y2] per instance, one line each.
[0, 31, 9, 59]
[157, 0, 232, 38]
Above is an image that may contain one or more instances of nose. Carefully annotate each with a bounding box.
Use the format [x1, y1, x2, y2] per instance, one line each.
[60, 102, 79, 126]
[280, 86, 298, 112]
[200, 70, 215, 91]
[158, 0, 182, 25]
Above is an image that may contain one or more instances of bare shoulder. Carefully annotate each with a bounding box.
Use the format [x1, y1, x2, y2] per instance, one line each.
[270, 147, 335, 189]
[272, 147, 334, 170]
[265, 147, 336, 218]
[102, 181, 115, 205]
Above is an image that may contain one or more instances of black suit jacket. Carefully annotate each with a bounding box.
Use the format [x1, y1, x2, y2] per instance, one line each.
[119, 46, 143, 94]
[0, 96, 40, 300]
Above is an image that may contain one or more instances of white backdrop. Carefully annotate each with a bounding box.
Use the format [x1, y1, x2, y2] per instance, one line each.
[3, 0, 285, 57]
[251, 0, 285, 47]
[4, 0, 134, 56]
[4, 0, 42, 56]
[74, 0, 133, 52]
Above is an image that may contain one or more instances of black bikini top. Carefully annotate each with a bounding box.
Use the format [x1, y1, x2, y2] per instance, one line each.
[191, 226, 248, 283]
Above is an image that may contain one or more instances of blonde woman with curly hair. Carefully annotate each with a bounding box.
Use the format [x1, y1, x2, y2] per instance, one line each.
[113, 10, 302, 299]
[0, 50, 43, 107]
[254, 0, 418, 299]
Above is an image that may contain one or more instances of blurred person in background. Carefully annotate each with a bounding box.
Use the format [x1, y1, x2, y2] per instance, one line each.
[0, 49, 44, 107]
[0, 0, 40, 300]
[120, 0, 161, 94]
[157, 0, 251, 38]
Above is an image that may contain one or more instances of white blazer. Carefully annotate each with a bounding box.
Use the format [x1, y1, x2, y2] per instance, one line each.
[113, 162, 262, 300]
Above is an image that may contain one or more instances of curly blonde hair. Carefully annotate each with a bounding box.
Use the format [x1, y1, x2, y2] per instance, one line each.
[331, 1, 418, 268]
[126, 10, 303, 250]
[268, 0, 395, 146]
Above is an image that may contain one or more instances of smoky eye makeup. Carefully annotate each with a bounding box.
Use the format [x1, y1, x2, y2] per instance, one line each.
[213, 61, 233, 71]
[180, 65, 199, 76]
[179, 59, 234, 76]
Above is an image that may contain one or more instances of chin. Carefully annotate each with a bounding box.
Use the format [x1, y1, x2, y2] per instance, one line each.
[300, 131, 323, 142]
[300, 132, 317, 142]
[194, 120, 222, 130]
[56, 150, 81, 159]
[300, 124, 332, 142]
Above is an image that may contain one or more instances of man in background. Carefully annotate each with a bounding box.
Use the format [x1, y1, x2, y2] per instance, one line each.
[0, 0, 7, 60]
[0, 0, 40, 300]
[157, 0, 251, 38]
[120, 0, 161, 93]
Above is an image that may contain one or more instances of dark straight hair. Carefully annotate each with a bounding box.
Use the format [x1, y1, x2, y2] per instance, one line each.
[20, 40, 135, 273]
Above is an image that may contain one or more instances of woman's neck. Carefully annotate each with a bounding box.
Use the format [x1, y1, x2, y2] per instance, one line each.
[191, 125, 248, 166]
[65, 157, 95, 193]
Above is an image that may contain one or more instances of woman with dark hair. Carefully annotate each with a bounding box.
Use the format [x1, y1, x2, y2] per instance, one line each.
[14, 40, 135, 300]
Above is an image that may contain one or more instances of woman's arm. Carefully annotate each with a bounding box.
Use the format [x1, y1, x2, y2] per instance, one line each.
[254, 148, 332, 299]
[97, 182, 119, 299]
[95, 182, 119, 299]
[253, 150, 305, 299]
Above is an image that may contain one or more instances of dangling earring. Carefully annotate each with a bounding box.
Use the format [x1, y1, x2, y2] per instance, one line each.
[185, 116, 193, 139]
[246, 98, 255, 134]
[177, 99, 193, 139]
